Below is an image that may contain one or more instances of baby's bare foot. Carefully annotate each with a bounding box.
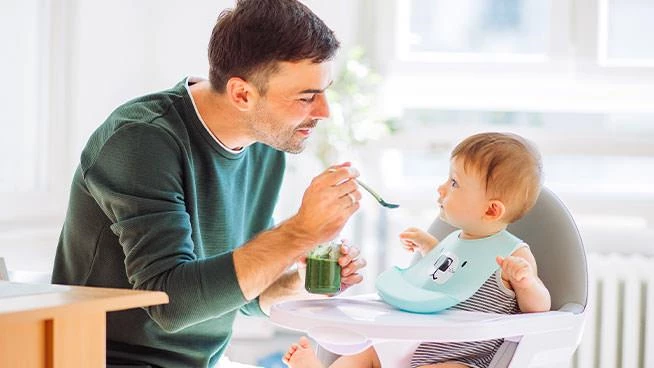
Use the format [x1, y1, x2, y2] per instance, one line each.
[283, 336, 323, 368]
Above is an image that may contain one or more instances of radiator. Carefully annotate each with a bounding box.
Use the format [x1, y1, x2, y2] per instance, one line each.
[569, 253, 654, 368]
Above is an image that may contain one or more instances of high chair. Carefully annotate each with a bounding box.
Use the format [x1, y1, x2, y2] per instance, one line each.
[271, 187, 588, 367]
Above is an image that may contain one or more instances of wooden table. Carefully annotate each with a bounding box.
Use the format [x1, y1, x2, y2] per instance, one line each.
[0, 281, 168, 367]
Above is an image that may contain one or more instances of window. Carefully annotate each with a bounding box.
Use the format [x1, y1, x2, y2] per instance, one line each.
[0, 0, 46, 193]
[360, 110, 654, 269]
[0, 1, 71, 224]
[346, 0, 654, 285]
[599, 0, 654, 66]
[0, 0, 71, 273]
[400, 0, 550, 61]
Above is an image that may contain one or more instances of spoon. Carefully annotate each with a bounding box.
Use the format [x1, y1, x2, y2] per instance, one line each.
[355, 179, 400, 209]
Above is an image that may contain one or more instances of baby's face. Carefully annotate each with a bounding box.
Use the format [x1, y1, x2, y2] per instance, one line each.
[436, 157, 489, 231]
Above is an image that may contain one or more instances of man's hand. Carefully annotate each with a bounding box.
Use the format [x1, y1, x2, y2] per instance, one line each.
[285, 163, 361, 250]
[336, 239, 366, 292]
[399, 227, 439, 256]
[259, 239, 367, 313]
[295, 239, 366, 294]
[234, 163, 361, 302]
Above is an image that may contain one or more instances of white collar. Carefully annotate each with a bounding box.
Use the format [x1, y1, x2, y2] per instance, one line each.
[185, 76, 244, 154]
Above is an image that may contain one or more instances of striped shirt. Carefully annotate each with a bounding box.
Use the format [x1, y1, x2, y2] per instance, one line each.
[410, 244, 526, 368]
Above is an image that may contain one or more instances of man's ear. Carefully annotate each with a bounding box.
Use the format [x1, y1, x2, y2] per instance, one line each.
[484, 200, 506, 222]
[225, 77, 258, 111]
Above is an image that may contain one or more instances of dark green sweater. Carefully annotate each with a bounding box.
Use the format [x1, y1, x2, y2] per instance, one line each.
[52, 78, 286, 367]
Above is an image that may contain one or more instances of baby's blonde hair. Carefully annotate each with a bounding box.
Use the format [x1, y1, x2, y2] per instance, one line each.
[451, 132, 543, 223]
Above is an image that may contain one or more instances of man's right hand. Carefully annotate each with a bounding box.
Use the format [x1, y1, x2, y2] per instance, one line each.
[234, 163, 362, 302]
[285, 162, 361, 249]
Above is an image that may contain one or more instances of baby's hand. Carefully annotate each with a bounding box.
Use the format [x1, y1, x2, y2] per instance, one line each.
[496, 255, 536, 290]
[399, 227, 439, 256]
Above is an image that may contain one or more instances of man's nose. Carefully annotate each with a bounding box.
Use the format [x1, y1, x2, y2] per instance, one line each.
[312, 94, 330, 119]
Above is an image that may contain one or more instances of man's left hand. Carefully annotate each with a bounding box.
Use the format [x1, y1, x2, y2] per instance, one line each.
[337, 239, 366, 292]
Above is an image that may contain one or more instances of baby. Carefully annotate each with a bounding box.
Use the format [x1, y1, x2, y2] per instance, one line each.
[283, 132, 551, 368]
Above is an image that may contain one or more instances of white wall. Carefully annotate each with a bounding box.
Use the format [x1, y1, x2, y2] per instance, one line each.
[68, 0, 222, 167]
[68, 0, 359, 167]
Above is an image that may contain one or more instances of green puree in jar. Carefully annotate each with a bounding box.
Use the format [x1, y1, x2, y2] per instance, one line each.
[305, 243, 341, 294]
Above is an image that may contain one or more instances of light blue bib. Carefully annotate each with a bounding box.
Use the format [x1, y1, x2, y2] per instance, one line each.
[376, 229, 522, 313]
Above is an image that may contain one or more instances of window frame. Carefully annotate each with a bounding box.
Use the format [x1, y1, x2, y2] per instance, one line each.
[1, 0, 74, 226]
[369, 0, 654, 115]
[597, 0, 654, 68]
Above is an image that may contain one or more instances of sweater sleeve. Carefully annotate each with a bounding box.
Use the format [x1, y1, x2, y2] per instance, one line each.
[82, 123, 249, 332]
[238, 216, 277, 317]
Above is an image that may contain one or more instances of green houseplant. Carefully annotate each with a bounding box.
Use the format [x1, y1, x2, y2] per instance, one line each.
[313, 47, 397, 167]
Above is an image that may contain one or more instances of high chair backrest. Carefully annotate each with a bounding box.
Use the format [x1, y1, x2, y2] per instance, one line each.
[427, 187, 588, 312]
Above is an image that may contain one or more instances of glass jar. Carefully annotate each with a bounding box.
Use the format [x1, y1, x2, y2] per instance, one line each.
[305, 241, 342, 294]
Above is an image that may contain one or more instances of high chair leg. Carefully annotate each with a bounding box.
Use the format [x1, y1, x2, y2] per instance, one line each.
[316, 345, 339, 365]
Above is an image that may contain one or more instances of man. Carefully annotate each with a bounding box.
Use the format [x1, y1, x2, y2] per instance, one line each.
[52, 0, 366, 367]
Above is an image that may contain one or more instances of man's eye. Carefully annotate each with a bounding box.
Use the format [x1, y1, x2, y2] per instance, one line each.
[299, 95, 316, 103]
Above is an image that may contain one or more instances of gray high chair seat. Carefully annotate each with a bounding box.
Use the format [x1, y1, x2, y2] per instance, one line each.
[271, 187, 588, 367]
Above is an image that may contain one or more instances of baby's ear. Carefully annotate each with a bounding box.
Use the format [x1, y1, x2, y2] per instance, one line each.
[484, 200, 506, 222]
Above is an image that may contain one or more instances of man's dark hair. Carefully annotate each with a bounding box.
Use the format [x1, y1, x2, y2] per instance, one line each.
[208, 0, 340, 94]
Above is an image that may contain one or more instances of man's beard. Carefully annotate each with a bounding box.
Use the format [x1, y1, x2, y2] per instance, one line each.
[247, 112, 318, 154]
[283, 120, 318, 154]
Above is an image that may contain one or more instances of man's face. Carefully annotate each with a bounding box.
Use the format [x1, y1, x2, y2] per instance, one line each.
[245, 60, 333, 153]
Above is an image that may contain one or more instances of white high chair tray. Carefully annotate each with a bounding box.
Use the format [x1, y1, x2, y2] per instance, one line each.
[271, 294, 576, 344]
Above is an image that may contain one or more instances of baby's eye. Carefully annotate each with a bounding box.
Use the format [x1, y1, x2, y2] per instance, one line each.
[450, 179, 458, 188]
